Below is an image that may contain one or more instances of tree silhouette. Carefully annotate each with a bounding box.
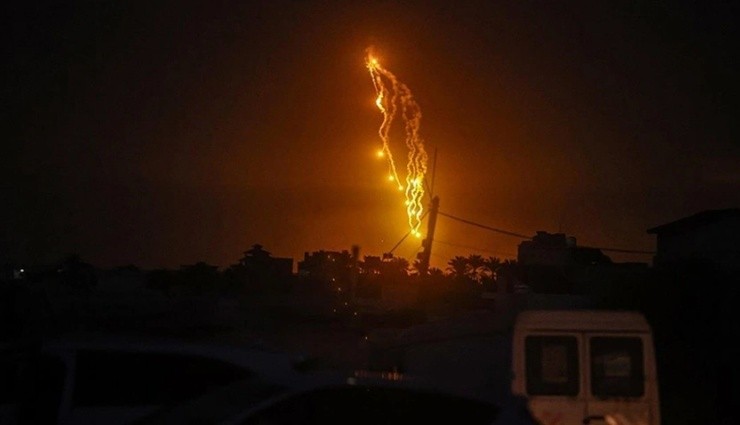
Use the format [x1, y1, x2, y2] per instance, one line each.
[383, 256, 410, 276]
[484, 257, 503, 277]
[481, 256, 503, 292]
[428, 267, 444, 277]
[466, 254, 486, 283]
[446, 256, 469, 279]
[410, 258, 423, 275]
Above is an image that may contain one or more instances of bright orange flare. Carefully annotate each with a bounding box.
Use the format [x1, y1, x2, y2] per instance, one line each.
[375, 94, 384, 111]
[366, 50, 429, 236]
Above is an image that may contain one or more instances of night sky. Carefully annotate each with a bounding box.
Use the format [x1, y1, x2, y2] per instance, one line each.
[4, 1, 739, 269]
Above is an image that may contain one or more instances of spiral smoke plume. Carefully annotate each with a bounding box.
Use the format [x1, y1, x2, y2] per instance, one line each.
[366, 51, 429, 238]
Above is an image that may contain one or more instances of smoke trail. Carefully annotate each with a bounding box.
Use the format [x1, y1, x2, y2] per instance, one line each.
[366, 51, 429, 237]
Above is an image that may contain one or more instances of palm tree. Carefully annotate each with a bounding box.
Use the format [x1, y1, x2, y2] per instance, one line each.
[481, 256, 503, 292]
[428, 267, 444, 277]
[382, 256, 410, 276]
[446, 256, 468, 279]
[466, 254, 486, 283]
[484, 257, 503, 279]
[410, 258, 423, 275]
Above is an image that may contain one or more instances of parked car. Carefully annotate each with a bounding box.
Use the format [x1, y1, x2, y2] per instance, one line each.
[134, 371, 540, 425]
[1, 334, 311, 425]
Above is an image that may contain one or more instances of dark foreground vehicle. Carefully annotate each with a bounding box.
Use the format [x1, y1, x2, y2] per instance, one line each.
[135, 374, 540, 425]
[1, 335, 310, 425]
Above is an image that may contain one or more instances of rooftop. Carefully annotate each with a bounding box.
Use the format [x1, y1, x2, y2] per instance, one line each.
[647, 208, 740, 235]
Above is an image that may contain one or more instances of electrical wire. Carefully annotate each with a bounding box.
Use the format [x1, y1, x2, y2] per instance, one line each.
[438, 211, 530, 238]
[438, 210, 655, 255]
[583, 246, 655, 255]
[388, 210, 430, 254]
[434, 239, 516, 258]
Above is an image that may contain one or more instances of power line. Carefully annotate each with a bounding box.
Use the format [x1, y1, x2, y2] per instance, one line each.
[584, 246, 655, 255]
[437, 210, 655, 255]
[434, 239, 517, 258]
[388, 231, 412, 254]
[388, 210, 430, 254]
[414, 150, 653, 260]
[400, 238, 424, 260]
[438, 211, 530, 239]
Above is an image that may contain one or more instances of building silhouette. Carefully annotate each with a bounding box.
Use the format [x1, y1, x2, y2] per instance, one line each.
[647, 208, 740, 271]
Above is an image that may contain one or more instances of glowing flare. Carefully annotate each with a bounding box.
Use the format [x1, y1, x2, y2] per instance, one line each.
[375, 94, 384, 111]
[366, 50, 429, 236]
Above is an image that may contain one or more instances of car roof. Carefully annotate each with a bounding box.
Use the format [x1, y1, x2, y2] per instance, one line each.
[133, 371, 348, 425]
[221, 380, 517, 425]
[514, 310, 652, 332]
[34, 333, 308, 381]
[43, 332, 294, 354]
[135, 372, 513, 425]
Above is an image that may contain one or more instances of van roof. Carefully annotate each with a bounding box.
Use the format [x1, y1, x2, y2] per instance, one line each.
[514, 310, 651, 332]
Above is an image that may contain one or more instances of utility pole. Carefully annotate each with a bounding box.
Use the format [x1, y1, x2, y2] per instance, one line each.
[417, 196, 440, 275]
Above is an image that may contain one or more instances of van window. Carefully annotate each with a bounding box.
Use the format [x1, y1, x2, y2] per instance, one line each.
[590, 337, 644, 397]
[525, 336, 579, 396]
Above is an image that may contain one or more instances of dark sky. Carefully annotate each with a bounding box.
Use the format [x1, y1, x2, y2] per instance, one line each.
[3, 0, 739, 269]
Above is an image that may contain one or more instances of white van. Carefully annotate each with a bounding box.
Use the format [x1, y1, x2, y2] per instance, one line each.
[512, 310, 660, 425]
